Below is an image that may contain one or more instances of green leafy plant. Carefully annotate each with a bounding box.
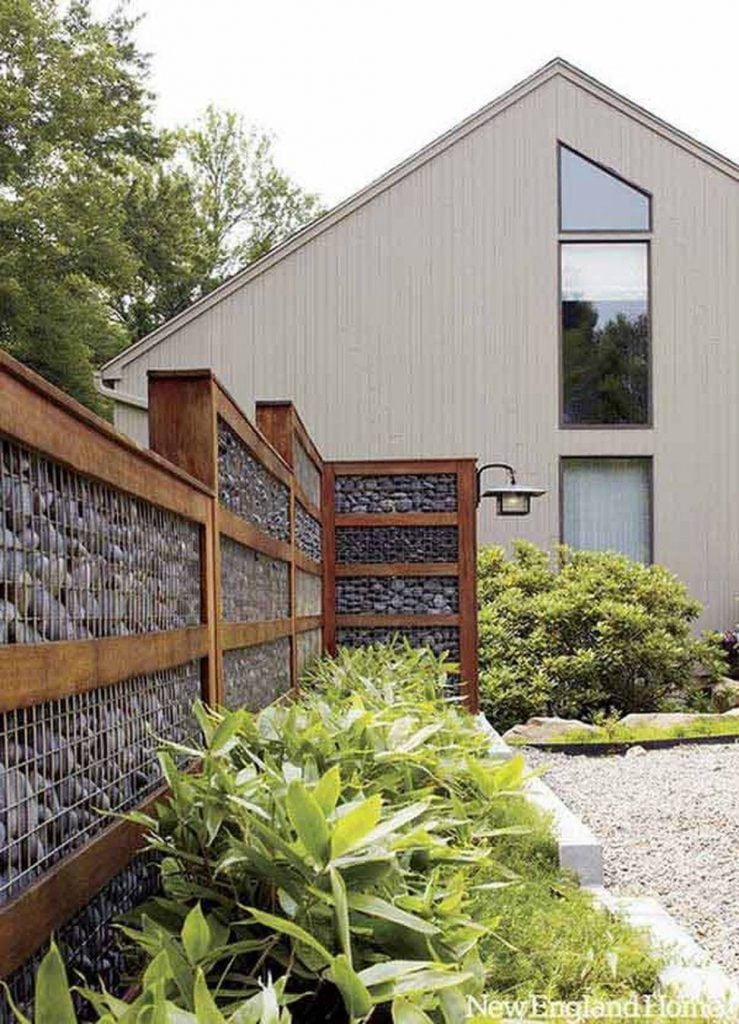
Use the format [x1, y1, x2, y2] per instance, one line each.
[478, 542, 725, 730]
[6, 643, 661, 1022]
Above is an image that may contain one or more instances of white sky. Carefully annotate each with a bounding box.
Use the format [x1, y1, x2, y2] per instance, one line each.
[91, 0, 739, 207]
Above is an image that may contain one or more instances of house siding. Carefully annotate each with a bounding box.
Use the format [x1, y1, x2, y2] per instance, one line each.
[109, 72, 739, 631]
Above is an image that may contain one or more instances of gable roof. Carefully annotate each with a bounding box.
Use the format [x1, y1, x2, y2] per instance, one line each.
[101, 57, 739, 379]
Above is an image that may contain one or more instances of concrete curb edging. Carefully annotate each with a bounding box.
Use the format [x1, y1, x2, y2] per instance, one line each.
[589, 888, 739, 1008]
[476, 715, 739, 1008]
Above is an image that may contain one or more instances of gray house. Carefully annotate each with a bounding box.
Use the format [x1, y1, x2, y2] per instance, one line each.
[99, 59, 739, 631]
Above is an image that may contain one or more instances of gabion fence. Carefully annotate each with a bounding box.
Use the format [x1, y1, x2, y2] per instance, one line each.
[325, 460, 478, 703]
[0, 357, 478, 1014]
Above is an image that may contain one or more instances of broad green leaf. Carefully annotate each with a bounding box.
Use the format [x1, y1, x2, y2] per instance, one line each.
[371, 969, 473, 1001]
[329, 867, 352, 964]
[392, 998, 434, 1024]
[439, 987, 469, 1023]
[330, 795, 382, 859]
[35, 941, 77, 1024]
[244, 908, 333, 964]
[354, 801, 429, 850]
[328, 955, 372, 1020]
[182, 903, 212, 964]
[286, 780, 330, 865]
[357, 961, 434, 988]
[398, 723, 443, 753]
[193, 969, 227, 1022]
[313, 764, 341, 816]
[347, 894, 439, 935]
[211, 711, 246, 754]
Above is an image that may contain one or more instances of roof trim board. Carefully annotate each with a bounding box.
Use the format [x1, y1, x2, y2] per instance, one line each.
[100, 57, 739, 379]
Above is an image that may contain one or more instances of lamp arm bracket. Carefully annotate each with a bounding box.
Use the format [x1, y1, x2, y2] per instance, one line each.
[476, 462, 517, 506]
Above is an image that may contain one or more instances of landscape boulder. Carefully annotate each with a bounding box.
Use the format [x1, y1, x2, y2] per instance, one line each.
[616, 712, 724, 730]
[502, 717, 598, 744]
[711, 678, 739, 712]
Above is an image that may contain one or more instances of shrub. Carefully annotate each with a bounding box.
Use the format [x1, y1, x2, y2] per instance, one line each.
[478, 542, 725, 731]
[6, 644, 661, 1022]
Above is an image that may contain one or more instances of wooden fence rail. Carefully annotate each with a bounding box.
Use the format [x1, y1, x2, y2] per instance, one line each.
[0, 352, 477, 1008]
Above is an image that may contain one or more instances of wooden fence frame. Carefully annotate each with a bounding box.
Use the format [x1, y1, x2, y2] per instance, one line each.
[324, 458, 479, 712]
[0, 356, 477, 985]
[148, 375, 324, 701]
[0, 354, 216, 978]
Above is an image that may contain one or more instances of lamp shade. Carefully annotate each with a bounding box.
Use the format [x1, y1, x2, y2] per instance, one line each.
[482, 483, 546, 517]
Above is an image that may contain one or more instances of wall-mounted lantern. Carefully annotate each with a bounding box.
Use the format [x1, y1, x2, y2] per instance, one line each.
[476, 463, 546, 516]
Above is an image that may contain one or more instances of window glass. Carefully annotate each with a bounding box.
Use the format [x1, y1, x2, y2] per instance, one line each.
[561, 242, 649, 425]
[562, 458, 651, 562]
[560, 146, 650, 231]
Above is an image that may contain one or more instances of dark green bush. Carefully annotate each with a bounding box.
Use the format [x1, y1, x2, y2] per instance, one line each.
[478, 542, 725, 731]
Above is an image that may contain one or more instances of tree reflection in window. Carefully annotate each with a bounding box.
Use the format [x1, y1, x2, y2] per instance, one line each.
[561, 243, 649, 425]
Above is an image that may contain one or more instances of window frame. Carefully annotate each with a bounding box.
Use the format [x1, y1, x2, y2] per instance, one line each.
[558, 455, 654, 563]
[557, 142, 653, 234]
[558, 238, 653, 429]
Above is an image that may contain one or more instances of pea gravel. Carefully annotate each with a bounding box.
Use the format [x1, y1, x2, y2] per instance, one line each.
[524, 743, 739, 979]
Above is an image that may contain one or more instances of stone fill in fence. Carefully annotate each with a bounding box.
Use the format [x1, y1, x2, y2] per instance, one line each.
[324, 460, 478, 704]
[0, 356, 478, 1015]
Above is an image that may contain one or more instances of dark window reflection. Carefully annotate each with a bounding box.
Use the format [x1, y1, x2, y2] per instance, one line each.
[560, 145, 650, 231]
[561, 243, 649, 425]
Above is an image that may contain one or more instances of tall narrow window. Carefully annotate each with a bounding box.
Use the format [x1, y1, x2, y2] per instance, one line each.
[561, 457, 651, 562]
[561, 242, 649, 425]
[560, 145, 651, 231]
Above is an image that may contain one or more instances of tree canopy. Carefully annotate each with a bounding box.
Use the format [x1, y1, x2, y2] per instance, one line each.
[0, 0, 322, 411]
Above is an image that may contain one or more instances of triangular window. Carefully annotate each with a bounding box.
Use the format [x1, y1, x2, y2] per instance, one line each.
[559, 145, 650, 231]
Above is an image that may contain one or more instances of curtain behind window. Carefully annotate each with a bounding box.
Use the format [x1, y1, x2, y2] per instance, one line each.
[562, 458, 651, 562]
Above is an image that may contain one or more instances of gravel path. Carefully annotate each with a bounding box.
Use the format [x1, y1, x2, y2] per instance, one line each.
[524, 744, 739, 978]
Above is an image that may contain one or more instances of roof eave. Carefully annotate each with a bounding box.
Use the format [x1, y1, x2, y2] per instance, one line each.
[101, 56, 739, 379]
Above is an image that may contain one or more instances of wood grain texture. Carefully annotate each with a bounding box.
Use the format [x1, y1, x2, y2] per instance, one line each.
[219, 618, 294, 650]
[0, 786, 166, 979]
[218, 507, 293, 563]
[456, 461, 480, 712]
[336, 614, 460, 628]
[216, 388, 293, 487]
[334, 562, 459, 577]
[148, 372, 218, 490]
[293, 550, 322, 576]
[334, 512, 458, 528]
[0, 628, 209, 712]
[332, 460, 470, 475]
[0, 356, 212, 522]
[321, 464, 337, 655]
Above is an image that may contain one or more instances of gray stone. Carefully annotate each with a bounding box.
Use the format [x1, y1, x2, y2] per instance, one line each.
[502, 717, 598, 743]
[711, 678, 739, 712]
[617, 712, 725, 730]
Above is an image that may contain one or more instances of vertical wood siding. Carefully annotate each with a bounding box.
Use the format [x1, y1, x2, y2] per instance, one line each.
[112, 75, 739, 630]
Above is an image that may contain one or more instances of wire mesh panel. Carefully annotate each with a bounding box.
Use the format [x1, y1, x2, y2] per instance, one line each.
[294, 440, 321, 509]
[295, 504, 321, 562]
[219, 536, 289, 622]
[0, 852, 161, 1024]
[336, 525, 458, 564]
[296, 629, 322, 678]
[296, 570, 322, 617]
[0, 662, 200, 907]
[336, 626, 460, 662]
[336, 576, 458, 615]
[222, 638, 292, 711]
[0, 435, 201, 644]
[335, 474, 457, 514]
[217, 418, 290, 542]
